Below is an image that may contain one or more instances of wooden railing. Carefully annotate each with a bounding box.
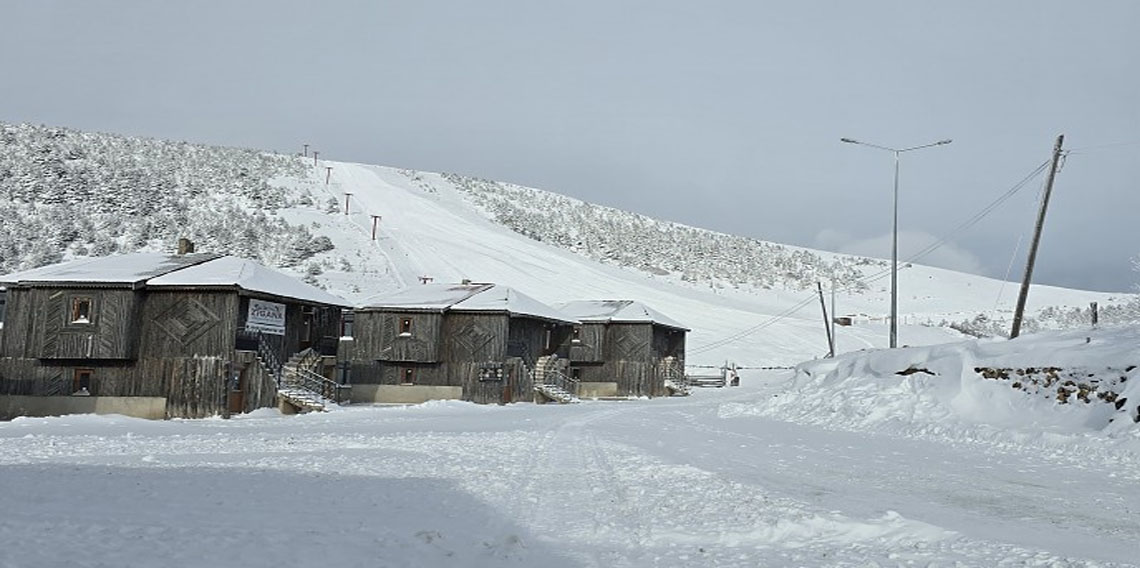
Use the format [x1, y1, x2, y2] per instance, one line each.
[282, 367, 341, 402]
[538, 367, 579, 397]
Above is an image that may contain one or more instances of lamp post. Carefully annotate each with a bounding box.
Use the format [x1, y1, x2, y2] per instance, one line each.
[840, 137, 951, 348]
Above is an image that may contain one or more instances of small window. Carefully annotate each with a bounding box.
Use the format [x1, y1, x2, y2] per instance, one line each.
[340, 311, 354, 338]
[571, 367, 581, 381]
[401, 367, 415, 385]
[0, 289, 7, 328]
[73, 368, 93, 395]
[571, 326, 582, 343]
[399, 318, 413, 336]
[71, 297, 93, 324]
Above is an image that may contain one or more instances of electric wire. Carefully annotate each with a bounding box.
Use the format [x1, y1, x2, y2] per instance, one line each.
[689, 159, 1053, 354]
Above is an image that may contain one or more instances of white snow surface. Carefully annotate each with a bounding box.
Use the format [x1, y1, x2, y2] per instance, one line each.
[147, 255, 351, 306]
[556, 299, 690, 331]
[0, 252, 219, 286]
[0, 252, 350, 306]
[3, 358, 1139, 566]
[360, 282, 576, 324]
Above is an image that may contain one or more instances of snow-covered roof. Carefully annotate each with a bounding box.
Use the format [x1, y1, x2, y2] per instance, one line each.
[555, 300, 689, 331]
[147, 256, 351, 307]
[0, 253, 349, 307]
[0, 253, 220, 287]
[360, 283, 576, 324]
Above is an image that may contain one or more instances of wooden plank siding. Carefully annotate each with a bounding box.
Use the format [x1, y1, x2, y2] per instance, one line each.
[0, 288, 141, 360]
[567, 323, 605, 362]
[0, 284, 345, 418]
[565, 322, 686, 398]
[346, 308, 571, 404]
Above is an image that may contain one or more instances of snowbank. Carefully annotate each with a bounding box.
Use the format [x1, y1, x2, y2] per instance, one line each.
[725, 326, 1140, 473]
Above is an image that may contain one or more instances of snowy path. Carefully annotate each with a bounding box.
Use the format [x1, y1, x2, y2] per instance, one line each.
[2, 376, 1136, 566]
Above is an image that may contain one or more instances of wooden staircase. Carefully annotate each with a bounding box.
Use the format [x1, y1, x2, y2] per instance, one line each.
[533, 355, 579, 404]
[277, 349, 341, 413]
[662, 356, 691, 396]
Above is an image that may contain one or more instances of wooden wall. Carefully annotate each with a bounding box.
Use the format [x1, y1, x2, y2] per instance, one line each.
[233, 350, 278, 413]
[237, 296, 343, 361]
[0, 354, 240, 418]
[1, 288, 143, 360]
[140, 291, 240, 360]
[652, 326, 686, 362]
[345, 310, 574, 404]
[353, 310, 443, 363]
[565, 322, 665, 397]
[567, 323, 605, 362]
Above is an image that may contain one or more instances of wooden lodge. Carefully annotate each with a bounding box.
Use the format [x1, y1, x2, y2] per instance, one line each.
[0, 252, 349, 419]
[345, 283, 577, 404]
[554, 300, 688, 398]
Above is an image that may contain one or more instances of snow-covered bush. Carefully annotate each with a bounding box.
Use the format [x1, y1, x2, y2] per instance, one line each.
[0, 122, 330, 273]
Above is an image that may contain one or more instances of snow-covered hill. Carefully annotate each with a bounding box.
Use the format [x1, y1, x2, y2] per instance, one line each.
[1, 122, 1135, 365]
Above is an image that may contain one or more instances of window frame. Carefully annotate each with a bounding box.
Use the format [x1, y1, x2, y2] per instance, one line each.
[401, 367, 415, 385]
[73, 368, 94, 395]
[398, 317, 413, 336]
[70, 296, 94, 324]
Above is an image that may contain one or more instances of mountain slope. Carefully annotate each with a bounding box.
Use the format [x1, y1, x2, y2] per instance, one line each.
[277, 161, 1128, 365]
[1, 122, 1133, 365]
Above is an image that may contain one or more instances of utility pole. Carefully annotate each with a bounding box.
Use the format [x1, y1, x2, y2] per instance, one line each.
[371, 215, 381, 240]
[344, 192, 353, 215]
[325, 166, 333, 185]
[830, 276, 837, 354]
[817, 281, 835, 357]
[1010, 134, 1064, 338]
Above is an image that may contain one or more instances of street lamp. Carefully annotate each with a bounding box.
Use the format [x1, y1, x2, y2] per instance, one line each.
[840, 137, 951, 348]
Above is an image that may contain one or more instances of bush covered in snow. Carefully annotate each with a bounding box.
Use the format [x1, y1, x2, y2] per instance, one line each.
[0, 122, 331, 273]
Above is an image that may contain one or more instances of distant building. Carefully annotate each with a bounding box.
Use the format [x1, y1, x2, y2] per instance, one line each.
[0, 252, 349, 419]
[554, 300, 688, 398]
[347, 283, 577, 404]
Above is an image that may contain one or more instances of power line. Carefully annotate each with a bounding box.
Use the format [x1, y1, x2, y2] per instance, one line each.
[689, 159, 1053, 354]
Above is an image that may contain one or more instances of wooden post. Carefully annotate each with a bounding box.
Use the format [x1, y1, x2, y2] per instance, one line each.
[1090, 302, 1098, 328]
[817, 281, 835, 357]
[303, 143, 309, 157]
[1011, 135, 1064, 338]
[313, 151, 319, 166]
[371, 215, 381, 239]
[325, 166, 333, 185]
[344, 192, 353, 215]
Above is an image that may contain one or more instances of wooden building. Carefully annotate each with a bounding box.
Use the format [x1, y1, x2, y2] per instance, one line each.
[0, 252, 349, 419]
[554, 300, 688, 398]
[346, 283, 576, 404]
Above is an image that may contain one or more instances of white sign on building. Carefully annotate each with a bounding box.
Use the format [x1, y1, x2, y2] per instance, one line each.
[246, 299, 286, 336]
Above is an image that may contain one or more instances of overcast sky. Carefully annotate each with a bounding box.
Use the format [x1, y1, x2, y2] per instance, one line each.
[3, 1, 1137, 292]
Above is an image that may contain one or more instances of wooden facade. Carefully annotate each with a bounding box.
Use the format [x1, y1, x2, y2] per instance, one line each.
[348, 284, 575, 404]
[0, 254, 347, 419]
[559, 302, 688, 398]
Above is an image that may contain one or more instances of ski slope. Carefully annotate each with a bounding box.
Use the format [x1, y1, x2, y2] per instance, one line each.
[281, 160, 1122, 366]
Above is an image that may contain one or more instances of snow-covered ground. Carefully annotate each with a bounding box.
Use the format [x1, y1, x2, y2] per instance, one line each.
[3, 349, 1138, 566]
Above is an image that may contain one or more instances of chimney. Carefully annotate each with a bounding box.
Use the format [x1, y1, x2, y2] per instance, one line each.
[177, 238, 195, 255]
